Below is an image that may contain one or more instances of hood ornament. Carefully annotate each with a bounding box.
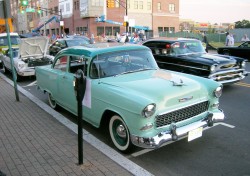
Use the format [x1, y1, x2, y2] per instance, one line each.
[171, 79, 185, 86]
[179, 96, 193, 102]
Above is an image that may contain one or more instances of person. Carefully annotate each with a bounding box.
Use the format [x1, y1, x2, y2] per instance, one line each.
[116, 32, 121, 42]
[225, 32, 230, 46]
[138, 31, 144, 41]
[241, 34, 249, 42]
[228, 33, 234, 46]
[90, 33, 95, 44]
[202, 33, 208, 52]
[124, 33, 129, 43]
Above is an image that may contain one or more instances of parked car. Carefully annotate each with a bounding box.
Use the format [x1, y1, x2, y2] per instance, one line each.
[0, 36, 53, 81]
[35, 43, 225, 152]
[49, 38, 90, 56]
[217, 41, 250, 60]
[143, 38, 248, 85]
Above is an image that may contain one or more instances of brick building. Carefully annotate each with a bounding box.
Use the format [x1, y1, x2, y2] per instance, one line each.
[10, 0, 180, 38]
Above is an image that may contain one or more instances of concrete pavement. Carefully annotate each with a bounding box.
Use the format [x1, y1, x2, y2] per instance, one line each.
[0, 72, 153, 176]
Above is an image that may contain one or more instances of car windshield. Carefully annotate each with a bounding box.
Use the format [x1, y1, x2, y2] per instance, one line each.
[90, 49, 158, 78]
[0, 36, 20, 46]
[66, 39, 90, 47]
[170, 40, 206, 55]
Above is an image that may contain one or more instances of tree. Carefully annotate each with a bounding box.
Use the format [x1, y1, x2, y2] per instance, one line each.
[235, 19, 250, 28]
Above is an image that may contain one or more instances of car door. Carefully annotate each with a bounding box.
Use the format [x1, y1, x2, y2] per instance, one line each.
[52, 55, 76, 112]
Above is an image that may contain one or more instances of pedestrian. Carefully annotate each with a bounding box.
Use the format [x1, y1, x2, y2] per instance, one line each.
[241, 34, 249, 42]
[228, 33, 234, 46]
[225, 32, 229, 46]
[138, 31, 144, 41]
[202, 33, 208, 52]
[90, 33, 95, 44]
[125, 33, 129, 43]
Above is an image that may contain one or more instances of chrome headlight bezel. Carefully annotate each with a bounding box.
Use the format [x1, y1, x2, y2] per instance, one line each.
[214, 86, 223, 98]
[142, 103, 156, 118]
[210, 65, 216, 72]
[17, 62, 25, 69]
[241, 61, 246, 68]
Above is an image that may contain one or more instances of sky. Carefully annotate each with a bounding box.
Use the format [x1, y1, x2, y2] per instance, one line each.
[179, 0, 250, 24]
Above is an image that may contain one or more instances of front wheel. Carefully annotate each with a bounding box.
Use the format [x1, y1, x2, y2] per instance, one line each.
[48, 93, 57, 109]
[109, 115, 132, 152]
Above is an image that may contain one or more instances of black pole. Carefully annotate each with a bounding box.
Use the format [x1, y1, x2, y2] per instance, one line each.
[125, 0, 128, 33]
[77, 93, 83, 165]
[2, 0, 19, 101]
[74, 69, 86, 165]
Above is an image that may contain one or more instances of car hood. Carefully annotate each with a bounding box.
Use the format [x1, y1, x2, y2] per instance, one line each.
[19, 36, 49, 60]
[179, 53, 236, 65]
[99, 69, 211, 112]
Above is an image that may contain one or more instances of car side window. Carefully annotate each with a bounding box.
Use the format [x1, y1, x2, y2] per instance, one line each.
[54, 56, 68, 72]
[69, 55, 87, 75]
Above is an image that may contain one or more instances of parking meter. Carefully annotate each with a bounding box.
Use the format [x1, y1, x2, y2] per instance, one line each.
[74, 69, 86, 102]
[74, 69, 86, 165]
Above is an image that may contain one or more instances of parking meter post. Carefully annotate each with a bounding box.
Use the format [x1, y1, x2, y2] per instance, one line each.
[2, 0, 19, 101]
[74, 70, 86, 165]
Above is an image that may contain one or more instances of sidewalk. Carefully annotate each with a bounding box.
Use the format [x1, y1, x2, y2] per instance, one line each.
[0, 74, 153, 176]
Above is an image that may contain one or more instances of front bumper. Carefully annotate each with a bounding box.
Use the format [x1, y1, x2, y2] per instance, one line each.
[131, 109, 225, 149]
[209, 69, 248, 84]
[17, 68, 35, 77]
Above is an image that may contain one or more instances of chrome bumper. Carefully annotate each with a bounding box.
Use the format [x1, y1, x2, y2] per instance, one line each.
[209, 69, 248, 84]
[131, 109, 225, 149]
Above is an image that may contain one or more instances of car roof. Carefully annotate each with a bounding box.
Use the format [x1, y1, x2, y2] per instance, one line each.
[0, 32, 19, 37]
[144, 37, 199, 43]
[57, 43, 150, 58]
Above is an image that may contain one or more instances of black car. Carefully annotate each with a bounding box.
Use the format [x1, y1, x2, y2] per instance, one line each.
[49, 38, 90, 56]
[217, 41, 250, 60]
[143, 38, 248, 85]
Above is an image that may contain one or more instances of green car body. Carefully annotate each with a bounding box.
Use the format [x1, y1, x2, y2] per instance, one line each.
[35, 43, 225, 152]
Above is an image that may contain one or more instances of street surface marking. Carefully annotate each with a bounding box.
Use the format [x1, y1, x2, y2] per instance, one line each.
[234, 82, 250, 88]
[131, 122, 234, 157]
[22, 81, 37, 87]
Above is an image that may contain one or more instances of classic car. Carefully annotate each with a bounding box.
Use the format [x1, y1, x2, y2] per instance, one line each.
[217, 41, 250, 60]
[0, 32, 21, 68]
[35, 43, 225, 152]
[0, 36, 53, 81]
[49, 38, 90, 56]
[142, 38, 248, 85]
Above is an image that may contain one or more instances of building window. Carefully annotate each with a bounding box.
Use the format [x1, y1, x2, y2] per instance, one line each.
[66, 3, 70, 12]
[158, 27, 163, 32]
[147, 1, 151, 10]
[54, 6, 58, 13]
[105, 26, 112, 36]
[115, 0, 120, 7]
[92, 0, 102, 6]
[157, 2, 161, 10]
[170, 27, 175, 33]
[97, 27, 104, 36]
[164, 27, 169, 32]
[134, 1, 138, 9]
[139, 1, 143, 9]
[113, 27, 120, 36]
[169, 3, 175, 12]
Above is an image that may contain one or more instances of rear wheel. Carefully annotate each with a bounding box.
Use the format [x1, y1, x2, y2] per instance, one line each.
[109, 115, 132, 152]
[48, 93, 57, 109]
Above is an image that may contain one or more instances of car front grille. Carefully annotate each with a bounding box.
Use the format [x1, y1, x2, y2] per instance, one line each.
[155, 101, 209, 128]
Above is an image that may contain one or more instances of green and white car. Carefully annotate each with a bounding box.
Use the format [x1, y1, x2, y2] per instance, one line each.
[35, 43, 225, 152]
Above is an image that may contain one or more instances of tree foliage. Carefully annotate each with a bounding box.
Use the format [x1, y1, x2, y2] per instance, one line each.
[235, 19, 250, 28]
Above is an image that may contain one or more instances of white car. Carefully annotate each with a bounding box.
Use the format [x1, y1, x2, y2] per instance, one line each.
[0, 36, 53, 81]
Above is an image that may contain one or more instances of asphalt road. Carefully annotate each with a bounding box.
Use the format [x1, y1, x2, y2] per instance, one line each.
[1, 61, 250, 176]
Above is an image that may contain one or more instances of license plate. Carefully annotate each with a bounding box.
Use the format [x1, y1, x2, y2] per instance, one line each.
[188, 127, 203, 142]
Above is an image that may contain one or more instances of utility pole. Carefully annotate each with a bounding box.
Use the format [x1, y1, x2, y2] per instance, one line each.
[0, 0, 19, 101]
[125, 0, 128, 33]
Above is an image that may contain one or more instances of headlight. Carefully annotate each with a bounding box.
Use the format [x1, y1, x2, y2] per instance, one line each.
[241, 61, 246, 68]
[210, 65, 216, 72]
[214, 86, 223, 98]
[142, 104, 156, 118]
